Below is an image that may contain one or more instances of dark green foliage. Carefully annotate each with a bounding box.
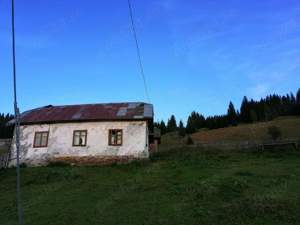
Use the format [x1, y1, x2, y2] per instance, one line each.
[178, 120, 186, 137]
[162, 89, 300, 135]
[297, 89, 300, 115]
[240, 96, 251, 122]
[20, 163, 27, 168]
[154, 120, 167, 135]
[47, 161, 70, 167]
[227, 101, 238, 126]
[167, 115, 177, 132]
[235, 171, 254, 176]
[186, 135, 194, 145]
[238, 92, 300, 123]
[205, 115, 228, 129]
[159, 120, 167, 135]
[250, 109, 258, 122]
[0, 113, 14, 138]
[186, 111, 205, 134]
[268, 126, 282, 141]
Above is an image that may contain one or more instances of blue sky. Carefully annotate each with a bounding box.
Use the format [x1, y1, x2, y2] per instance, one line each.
[1, 0, 300, 122]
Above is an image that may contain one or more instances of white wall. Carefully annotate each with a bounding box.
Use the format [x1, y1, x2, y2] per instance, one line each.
[10, 121, 149, 166]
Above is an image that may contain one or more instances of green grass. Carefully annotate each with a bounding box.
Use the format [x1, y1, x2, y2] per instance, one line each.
[1, 149, 300, 225]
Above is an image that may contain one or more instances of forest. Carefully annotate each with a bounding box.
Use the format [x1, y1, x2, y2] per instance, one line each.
[155, 89, 300, 136]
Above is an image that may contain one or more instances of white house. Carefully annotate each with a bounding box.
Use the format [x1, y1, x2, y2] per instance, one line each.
[9, 102, 154, 166]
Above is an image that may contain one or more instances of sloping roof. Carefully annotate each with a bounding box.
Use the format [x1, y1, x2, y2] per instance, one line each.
[19, 102, 153, 125]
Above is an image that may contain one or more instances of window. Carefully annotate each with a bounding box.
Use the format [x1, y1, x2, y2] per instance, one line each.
[33, 131, 49, 148]
[73, 130, 87, 146]
[109, 129, 122, 146]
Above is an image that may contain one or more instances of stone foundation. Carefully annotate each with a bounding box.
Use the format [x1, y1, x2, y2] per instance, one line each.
[48, 155, 141, 166]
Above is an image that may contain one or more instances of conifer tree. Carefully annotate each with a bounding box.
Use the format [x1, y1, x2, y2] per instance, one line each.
[297, 89, 300, 115]
[240, 96, 251, 122]
[186, 111, 205, 134]
[178, 120, 186, 137]
[160, 120, 167, 135]
[250, 109, 258, 122]
[227, 101, 237, 126]
[0, 113, 14, 138]
[167, 115, 177, 132]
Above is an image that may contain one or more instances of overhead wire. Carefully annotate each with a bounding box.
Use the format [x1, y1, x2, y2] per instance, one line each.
[127, 0, 151, 103]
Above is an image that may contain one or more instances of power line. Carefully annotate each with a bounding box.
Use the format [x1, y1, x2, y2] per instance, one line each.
[127, 0, 151, 103]
[11, 0, 24, 225]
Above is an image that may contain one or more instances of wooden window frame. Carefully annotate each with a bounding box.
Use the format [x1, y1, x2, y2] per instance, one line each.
[72, 130, 87, 147]
[33, 131, 49, 148]
[108, 129, 123, 146]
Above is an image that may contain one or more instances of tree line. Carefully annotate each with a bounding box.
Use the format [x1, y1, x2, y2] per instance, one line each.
[155, 89, 300, 136]
[0, 113, 14, 139]
[1, 89, 300, 139]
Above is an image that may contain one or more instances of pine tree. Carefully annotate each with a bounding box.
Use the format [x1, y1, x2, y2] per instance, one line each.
[160, 120, 167, 135]
[250, 109, 258, 122]
[264, 105, 273, 121]
[186, 111, 205, 134]
[290, 93, 297, 115]
[153, 121, 160, 128]
[186, 113, 196, 134]
[227, 101, 237, 126]
[0, 113, 14, 138]
[296, 88, 300, 105]
[178, 120, 186, 137]
[167, 115, 177, 132]
[297, 89, 300, 115]
[240, 96, 251, 123]
[161, 88, 300, 133]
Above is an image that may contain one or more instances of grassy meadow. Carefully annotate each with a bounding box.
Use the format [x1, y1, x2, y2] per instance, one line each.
[192, 116, 300, 143]
[160, 116, 300, 150]
[1, 148, 300, 225]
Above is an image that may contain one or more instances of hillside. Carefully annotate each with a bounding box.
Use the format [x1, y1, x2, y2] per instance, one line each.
[191, 116, 300, 143]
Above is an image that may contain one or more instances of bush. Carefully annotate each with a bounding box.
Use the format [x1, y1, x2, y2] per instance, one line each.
[20, 163, 27, 168]
[268, 126, 282, 141]
[186, 136, 194, 145]
[47, 161, 70, 167]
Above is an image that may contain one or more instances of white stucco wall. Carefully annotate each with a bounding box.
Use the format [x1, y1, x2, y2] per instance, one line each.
[10, 121, 149, 166]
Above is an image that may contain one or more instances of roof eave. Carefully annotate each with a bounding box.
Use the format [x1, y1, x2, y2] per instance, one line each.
[20, 117, 153, 126]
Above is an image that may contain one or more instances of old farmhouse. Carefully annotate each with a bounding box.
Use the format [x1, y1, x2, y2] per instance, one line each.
[9, 102, 154, 166]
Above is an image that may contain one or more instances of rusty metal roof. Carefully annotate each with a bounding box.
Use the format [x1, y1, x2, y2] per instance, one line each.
[19, 102, 153, 125]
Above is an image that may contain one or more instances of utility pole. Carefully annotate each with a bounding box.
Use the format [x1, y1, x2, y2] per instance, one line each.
[11, 0, 24, 225]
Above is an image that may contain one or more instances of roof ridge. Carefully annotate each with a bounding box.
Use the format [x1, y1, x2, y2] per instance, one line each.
[19, 102, 153, 125]
[34, 102, 151, 109]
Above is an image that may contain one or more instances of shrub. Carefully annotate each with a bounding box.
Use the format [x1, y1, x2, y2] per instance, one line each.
[268, 126, 282, 141]
[20, 163, 27, 168]
[47, 161, 70, 167]
[186, 136, 194, 145]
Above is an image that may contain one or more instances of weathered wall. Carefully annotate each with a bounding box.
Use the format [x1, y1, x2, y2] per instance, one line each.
[10, 121, 149, 166]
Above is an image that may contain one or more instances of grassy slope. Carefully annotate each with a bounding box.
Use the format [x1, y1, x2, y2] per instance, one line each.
[191, 116, 300, 143]
[1, 149, 300, 225]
